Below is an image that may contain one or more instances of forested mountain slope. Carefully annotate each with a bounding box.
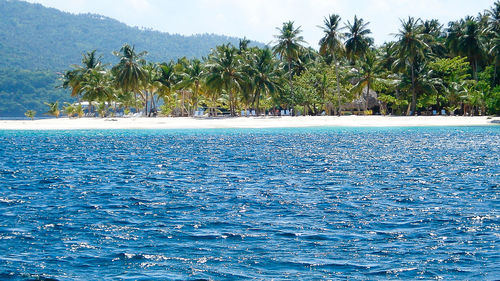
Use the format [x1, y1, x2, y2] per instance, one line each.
[0, 0, 255, 116]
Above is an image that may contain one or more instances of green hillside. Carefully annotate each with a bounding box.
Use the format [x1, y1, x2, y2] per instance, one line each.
[0, 68, 67, 117]
[0, 0, 257, 116]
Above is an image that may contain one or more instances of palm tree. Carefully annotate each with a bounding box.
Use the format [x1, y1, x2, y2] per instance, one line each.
[487, 1, 500, 31]
[350, 50, 383, 111]
[239, 37, 251, 53]
[446, 17, 486, 81]
[62, 70, 84, 103]
[394, 17, 430, 115]
[404, 61, 444, 113]
[112, 44, 148, 114]
[422, 19, 446, 57]
[319, 14, 345, 115]
[206, 44, 246, 116]
[156, 61, 179, 115]
[344, 16, 374, 65]
[24, 110, 36, 120]
[273, 21, 306, 113]
[460, 17, 486, 81]
[177, 59, 205, 115]
[81, 69, 115, 116]
[248, 48, 282, 115]
[142, 63, 163, 116]
[61, 50, 103, 106]
[486, 2, 500, 84]
[44, 101, 60, 118]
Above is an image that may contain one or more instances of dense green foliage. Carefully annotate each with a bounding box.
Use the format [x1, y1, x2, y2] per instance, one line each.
[0, 0, 254, 116]
[57, 1, 500, 118]
[2, 0, 500, 117]
[0, 0, 247, 70]
[0, 68, 70, 116]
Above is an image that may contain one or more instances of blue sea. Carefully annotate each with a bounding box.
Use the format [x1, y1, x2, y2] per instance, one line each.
[0, 127, 498, 280]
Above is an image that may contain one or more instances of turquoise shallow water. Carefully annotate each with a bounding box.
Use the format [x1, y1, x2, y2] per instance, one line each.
[0, 127, 499, 280]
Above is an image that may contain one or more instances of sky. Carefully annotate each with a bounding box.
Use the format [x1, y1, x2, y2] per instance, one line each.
[24, 0, 494, 47]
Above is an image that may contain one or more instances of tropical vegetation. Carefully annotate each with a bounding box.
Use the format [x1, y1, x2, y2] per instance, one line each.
[24, 110, 36, 120]
[56, 1, 500, 117]
[20, 1, 500, 117]
[0, 0, 250, 116]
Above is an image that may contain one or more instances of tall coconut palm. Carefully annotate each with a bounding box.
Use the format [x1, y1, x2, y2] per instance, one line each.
[248, 47, 282, 115]
[178, 59, 205, 115]
[112, 44, 148, 114]
[273, 21, 306, 113]
[239, 37, 250, 53]
[157, 61, 177, 93]
[156, 61, 180, 115]
[205, 44, 246, 116]
[460, 17, 486, 81]
[344, 16, 374, 65]
[394, 17, 430, 115]
[447, 17, 485, 81]
[350, 50, 383, 111]
[486, 2, 500, 84]
[319, 14, 345, 115]
[142, 63, 163, 116]
[62, 50, 103, 105]
[422, 19, 446, 57]
[81, 69, 115, 116]
[487, 1, 500, 31]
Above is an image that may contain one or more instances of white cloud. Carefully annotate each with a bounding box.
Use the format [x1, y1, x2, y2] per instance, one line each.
[125, 0, 152, 13]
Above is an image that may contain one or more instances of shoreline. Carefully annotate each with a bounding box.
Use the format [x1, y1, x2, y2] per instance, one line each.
[0, 116, 499, 130]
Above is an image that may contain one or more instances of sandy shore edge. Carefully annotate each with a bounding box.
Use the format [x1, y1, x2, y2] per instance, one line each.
[0, 116, 499, 130]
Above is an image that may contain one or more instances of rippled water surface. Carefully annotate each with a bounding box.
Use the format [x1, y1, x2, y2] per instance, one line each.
[0, 127, 499, 280]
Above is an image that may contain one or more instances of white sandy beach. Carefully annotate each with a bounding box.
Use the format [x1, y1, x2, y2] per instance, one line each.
[0, 116, 499, 130]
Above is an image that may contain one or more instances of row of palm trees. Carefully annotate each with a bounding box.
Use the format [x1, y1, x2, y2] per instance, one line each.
[60, 1, 500, 117]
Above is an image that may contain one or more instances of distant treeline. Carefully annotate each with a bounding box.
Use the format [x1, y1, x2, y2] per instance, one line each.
[0, 0, 252, 116]
[0, 68, 70, 117]
[57, 1, 500, 118]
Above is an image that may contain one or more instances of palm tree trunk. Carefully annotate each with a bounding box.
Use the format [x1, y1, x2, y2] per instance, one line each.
[288, 59, 294, 116]
[255, 89, 261, 115]
[212, 94, 217, 117]
[151, 93, 157, 114]
[227, 85, 235, 117]
[365, 79, 371, 112]
[333, 53, 342, 116]
[89, 101, 93, 116]
[493, 61, 497, 87]
[410, 66, 417, 116]
[182, 91, 187, 117]
[134, 92, 138, 113]
[145, 91, 149, 117]
[473, 59, 478, 81]
[194, 83, 199, 115]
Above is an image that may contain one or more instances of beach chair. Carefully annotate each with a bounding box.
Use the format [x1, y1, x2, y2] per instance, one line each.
[251, 110, 256, 116]
[280, 110, 285, 116]
[285, 110, 290, 116]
